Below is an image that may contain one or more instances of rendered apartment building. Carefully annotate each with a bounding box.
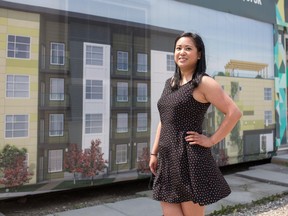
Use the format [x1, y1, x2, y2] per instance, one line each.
[0, 0, 287, 188]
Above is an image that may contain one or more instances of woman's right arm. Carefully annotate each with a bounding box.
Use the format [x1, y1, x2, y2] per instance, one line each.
[149, 121, 161, 175]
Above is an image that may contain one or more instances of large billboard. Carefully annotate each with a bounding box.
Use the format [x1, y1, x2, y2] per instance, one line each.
[0, 0, 276, 196]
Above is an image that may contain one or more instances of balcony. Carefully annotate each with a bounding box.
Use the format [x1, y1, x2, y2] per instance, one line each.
[40, 93, 70, 110]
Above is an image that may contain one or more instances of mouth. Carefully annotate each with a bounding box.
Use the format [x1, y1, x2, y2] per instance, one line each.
[178, 57, 187, 62]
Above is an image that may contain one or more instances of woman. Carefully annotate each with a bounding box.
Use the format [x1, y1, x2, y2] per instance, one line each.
[149, 32, 242, 216]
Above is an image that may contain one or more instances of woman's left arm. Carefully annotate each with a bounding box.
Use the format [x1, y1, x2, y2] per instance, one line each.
[186, 76, 242, 147]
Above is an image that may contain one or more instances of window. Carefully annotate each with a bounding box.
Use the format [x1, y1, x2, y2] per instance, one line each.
[166, 54, 175, 71]
[50, 78, 64, 100]
[50, 42, 65, 65]
[264, 88, 272, 100]
[117, 113, 128, 133]
[49, 114, 64, 136]
[137, 142, 148, 161]
[6, 75, 29, 98]
[117, 51, 128, 71]
[264, 111, 272, 125]
[137, 53, 147, 72]
[85, 114, 102, 133]
[86, 45, 103, 66]
[260, 135, 267, 153]
[137, 113, 147, 132]
[117, 82, 128, 102]
[86, 80, 103, 100]
[116, 144, 127, 164]
[5, 115, 28, 138]
[48, 149, 63, 173]
[137, 83, 148, 102]
[7, 35, 30, 59]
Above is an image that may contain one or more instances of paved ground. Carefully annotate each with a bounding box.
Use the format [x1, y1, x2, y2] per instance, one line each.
[1, 154, 288, 216]
[43, 154, 288, 216]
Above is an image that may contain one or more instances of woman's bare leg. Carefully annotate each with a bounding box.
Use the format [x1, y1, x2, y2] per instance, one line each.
[161, 201, 184, 216]
[181, 201, 205, 216]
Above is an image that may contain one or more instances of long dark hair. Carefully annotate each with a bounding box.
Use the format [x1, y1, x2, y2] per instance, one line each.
[171, 32, 206, 90]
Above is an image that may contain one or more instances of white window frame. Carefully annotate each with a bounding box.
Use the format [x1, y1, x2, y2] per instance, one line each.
[48, 149, 63, 173]
[50, 78, 64, 101]
[137, 53, 147, 72]
[260, 135, 267, 153]
[85, 44, 103, 66]
[117, 113, 128, 133]
[264, 88, 272, 100]
[49, 114, 64, 136]
[5, 114, 29, 138]
[6, 75, 29, 98]
[86, 80, 103, 100]
[137, 113, 148, 132]
[85, 113, 103, 134]
[264, 110, 272, 125]
[117, 51, 128, 71]
[137, 83, 148, 102]
[166, 54, 175, 71]
[116, 144, 128, 164]
[117, 82, 128, 102]
[50, 42, 65, 65]
[7, 35, 30, 59]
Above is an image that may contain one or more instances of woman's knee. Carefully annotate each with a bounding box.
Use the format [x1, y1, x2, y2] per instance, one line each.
[180, 201, 205, 216]
[161, 201, 184, 216]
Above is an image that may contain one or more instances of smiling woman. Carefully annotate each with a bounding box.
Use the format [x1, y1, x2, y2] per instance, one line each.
[149, 32, 242, 216]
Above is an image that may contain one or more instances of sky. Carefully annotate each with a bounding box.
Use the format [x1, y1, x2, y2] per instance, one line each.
[4, 0, 274, 77]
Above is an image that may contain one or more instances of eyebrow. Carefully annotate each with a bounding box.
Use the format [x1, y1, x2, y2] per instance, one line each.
[176, 45, 193, 47]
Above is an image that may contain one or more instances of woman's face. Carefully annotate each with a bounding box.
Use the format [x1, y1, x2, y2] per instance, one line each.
[174, 37, 201, 72]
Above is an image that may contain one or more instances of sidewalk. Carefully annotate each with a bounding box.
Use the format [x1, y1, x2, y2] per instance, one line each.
[0, 155, 287, 216]
[41, 154, 288, 216]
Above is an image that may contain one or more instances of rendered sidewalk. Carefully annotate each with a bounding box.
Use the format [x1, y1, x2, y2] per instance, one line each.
[45, 157, 288, 216]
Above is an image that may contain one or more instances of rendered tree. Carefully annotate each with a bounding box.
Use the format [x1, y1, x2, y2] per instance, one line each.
[64, 144, 83, 184]
[137, 147, 150, 174]
[81, 139, 107, 185]
[0, 144, 33, 191]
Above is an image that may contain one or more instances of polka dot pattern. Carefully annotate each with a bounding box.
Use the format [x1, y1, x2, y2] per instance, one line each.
[153, 78, 231, 206]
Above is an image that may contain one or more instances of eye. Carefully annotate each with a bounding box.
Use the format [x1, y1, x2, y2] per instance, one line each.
[185, 47, 192, 51]
[175, 47, 181, 51]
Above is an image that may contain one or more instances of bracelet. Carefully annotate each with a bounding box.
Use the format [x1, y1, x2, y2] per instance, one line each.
[150, 153, 158, 156]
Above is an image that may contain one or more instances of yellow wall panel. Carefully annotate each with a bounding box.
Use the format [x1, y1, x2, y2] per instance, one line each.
[30, 113, 38, 122]
[0, 33, 6, 40]
[0, 8, 39, 185]
[6, 27, 39, 37]
[0, 16, 8, 24]
[0, 8, 8, 18]
[6, 60, 38, 68]
[0, 58, 5, 65]
[30, 83, 39, 92]
[0, 25, 7, 34]
[31, 37, 39, 45]
[8, 19, 39, 29]
[7, 9, 39, 22]
[6, 67, 36, 75]
[0, 41, 6, 50]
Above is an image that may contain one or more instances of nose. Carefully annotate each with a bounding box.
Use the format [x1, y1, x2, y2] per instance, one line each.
[179, 48, 185, 55]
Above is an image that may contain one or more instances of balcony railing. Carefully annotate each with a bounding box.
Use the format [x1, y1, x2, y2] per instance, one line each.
[40, 93, 70, 108]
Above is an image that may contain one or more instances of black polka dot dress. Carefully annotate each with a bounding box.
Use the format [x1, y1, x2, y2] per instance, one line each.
[153, 77, 231, 206]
